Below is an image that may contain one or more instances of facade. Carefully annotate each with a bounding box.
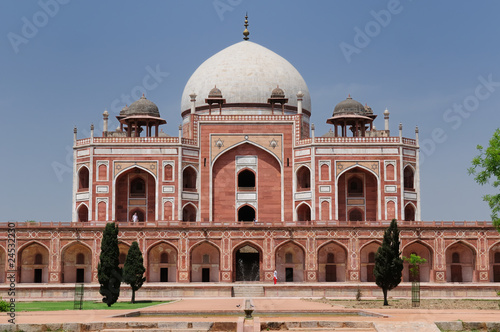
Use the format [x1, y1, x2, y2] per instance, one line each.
[3, 32, 500, 288]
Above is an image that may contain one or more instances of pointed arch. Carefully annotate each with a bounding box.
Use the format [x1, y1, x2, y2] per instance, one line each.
[77, 203, 89, 222]
[404, 202, 416, 222]
[18, 241, 50, 283]
[233, 241, 263, 282]
[182, 202, 197, 222]
[404, 164, 415, 190]
[77, 165, 89, 191]
[402, 240, 433, 282]
[274, 240, 306, 282]
[182, 165, 198, 191]
[190, 241, 220, 282]
[296, 165, 311, 191]
[490, 241, 500, 282]
[446, 241, 476, 282]
[237, 168, 256, 189]
[359, 240, 382, 282]
[212, 140, 282, 167]
[336, 165, 380, 221]
[237, 204, 256, 222]
[113, 165, 157, 222]
[296, 202, 311, 222]
[61, 241, 92, 283]
[147, 240, 178, 282]
[212, 141, 283, 222]
[317, 240, 348, 282]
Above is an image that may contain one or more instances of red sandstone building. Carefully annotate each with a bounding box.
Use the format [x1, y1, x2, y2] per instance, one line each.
[3, 29, 500, 293]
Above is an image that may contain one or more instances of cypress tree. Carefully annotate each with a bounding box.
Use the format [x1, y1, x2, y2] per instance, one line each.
[123, 241, 146, 303]
[97, 222, 122, 306]
[374, 219, 403, 306]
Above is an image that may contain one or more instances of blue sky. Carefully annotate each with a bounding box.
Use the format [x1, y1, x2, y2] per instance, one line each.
[1, 1, 499, 222]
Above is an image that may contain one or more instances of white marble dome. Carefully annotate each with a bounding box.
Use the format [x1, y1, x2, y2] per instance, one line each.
[181, 41, 311, 113]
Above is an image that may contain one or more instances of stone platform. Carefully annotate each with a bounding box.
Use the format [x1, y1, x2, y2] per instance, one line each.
[2, 282, 500, 301]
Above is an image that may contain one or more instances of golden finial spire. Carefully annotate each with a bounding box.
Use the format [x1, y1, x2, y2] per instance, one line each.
[243, 13, 249, 40]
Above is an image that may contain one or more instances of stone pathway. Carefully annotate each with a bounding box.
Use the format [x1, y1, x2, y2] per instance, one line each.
[373, 322, 440, 332]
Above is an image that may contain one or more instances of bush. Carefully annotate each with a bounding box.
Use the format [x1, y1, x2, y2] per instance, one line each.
[0, 298, 9, 312]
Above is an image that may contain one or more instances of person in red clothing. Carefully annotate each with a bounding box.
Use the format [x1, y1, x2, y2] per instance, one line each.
[273, 270, 277, 284]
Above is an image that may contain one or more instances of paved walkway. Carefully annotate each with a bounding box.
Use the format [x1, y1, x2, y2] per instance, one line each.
[1, 297, 499, 331]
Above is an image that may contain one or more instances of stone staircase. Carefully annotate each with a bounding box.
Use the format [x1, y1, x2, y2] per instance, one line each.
[232, 285, 265, 297]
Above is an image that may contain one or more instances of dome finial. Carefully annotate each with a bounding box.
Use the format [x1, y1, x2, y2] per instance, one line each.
[243, 13, 249, 40]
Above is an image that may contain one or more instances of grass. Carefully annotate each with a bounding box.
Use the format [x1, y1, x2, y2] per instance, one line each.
[15, 300, 168, 311]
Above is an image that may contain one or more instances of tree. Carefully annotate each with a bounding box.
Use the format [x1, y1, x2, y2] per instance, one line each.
[98, 222, 122, 306]
[468, 128, 500, 231]
[403, 253, 427, 307]
[123, 241, 146, 303]
[403, 253, 427, 282]
[374, 219, 403, 306]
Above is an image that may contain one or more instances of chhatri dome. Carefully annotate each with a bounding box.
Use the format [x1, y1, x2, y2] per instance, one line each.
[181, 37, 311, 113]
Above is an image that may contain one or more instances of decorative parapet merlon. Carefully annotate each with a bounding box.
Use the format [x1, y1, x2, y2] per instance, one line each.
[2, 220, 494, 229]
[76, 136, 181, 146]
[299, 136, 417, 146]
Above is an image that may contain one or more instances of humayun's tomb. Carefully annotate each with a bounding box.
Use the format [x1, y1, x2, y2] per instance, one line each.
[2, 19, 500, 299]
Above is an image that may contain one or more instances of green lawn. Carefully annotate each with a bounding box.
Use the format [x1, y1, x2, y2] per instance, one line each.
[15, 300, 168, 311]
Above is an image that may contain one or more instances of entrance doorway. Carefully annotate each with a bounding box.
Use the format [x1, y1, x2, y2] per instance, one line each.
[285, 268, 293, 282]
[160, 268, 168, 282]
[326, 265, 337, 282]
[202, 268, 210, 282]
[451, 265, 462, 282]
[235, 245, 260, 281]
[34, 269, 42, 283]
[76, 269, 84, 283]
[494, 266, 500, 282]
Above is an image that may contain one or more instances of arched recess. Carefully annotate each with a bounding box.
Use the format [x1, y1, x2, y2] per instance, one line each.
[97, 201, 107, 221]
[61, 242, 92, 283]
[320, 163, 330, 181]
[238, 205, 255, 222]
[164, 164, 173, 181]
[275, 241, 305, 282]
[402, 241, 432, 282]
[385, 163, 395, 181]
[0, 246, 5, 283]
[183, 166, 197, 191]
[147, 241, 177, 282]
[163, 200, 173, 221]
[318, 241, 348, 282]
[77, 203, 89, 222]
[446, 242, 476, 282]
[234, 242, 263, 282]
[190, 241, 220, 282]
[129, 208, 145, 222]
[386, 200, 396, 220]
[118, 242, 131, 270]
[114, 166, 156, 222]
[182, 203, 197, 222]
[337, 166, 378, 221]
[98, 164, 107, 181]
[296, 166, 311, 191]
[18, 242, 49, 283]
[489, 241, 500, 282]
[404, 203, 416, 222]
[404, 165, 415, 190]
[359, 241, 381, 282]
[296, 202, 311, 222]
[320, 200, 330, 221]
[78, 166, 89, 191]
[212, 142, 282, 222]
[238, 169, 256, 190]
[348, 207, 363, 221]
